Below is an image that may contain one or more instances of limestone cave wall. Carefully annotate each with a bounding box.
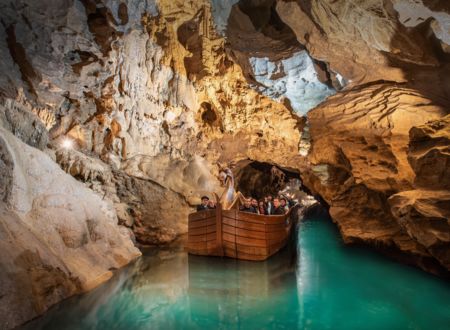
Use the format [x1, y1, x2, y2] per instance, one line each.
[0, 0, 449, 328]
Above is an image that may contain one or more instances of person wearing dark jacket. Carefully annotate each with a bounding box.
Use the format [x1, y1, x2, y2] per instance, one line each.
[197, 196, 211, 211]
[251, 198, 259, 213]
[280, 197, 289, 214]
[271, 198, 285, 215]
[240, 198, 257, 213]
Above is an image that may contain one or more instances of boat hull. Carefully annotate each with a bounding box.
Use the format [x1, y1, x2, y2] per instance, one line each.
[187, 207, 297, 261]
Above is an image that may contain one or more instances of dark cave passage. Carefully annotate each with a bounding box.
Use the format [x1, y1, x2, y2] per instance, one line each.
[233, 159, 301, 199]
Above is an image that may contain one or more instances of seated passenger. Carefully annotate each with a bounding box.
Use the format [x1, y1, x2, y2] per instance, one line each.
[280, 197, 289, 213]
[197, 196, 211, 211]
[271, 198, 285, 215]
[251, 198, 259, 213]
[258, 200, 267, 215]
[240, 198, 257, 213]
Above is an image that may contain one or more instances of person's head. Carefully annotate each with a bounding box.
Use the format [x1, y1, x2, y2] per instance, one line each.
[244, 198, 251, 208]
[267, 195, 273, 202]
[280, 198, 287, 207]
[273, 198, 280, 208]
[259, 200, 265, 207]
[201, 196, 209, 206]
[251, 198, 258, 207]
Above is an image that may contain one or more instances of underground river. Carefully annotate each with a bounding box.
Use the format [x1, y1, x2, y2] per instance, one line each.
[24, 212, 450, 330]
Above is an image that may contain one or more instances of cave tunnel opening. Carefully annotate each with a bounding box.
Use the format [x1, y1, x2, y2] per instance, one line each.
[235, 160, 301, 199]
[233, 160, 330, 215]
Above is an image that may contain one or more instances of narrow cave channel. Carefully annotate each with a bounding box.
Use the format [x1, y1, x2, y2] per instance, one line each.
[2, 0, 450, 330]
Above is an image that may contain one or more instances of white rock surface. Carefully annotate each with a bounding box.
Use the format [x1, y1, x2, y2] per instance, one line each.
[0, 126, 140, 329]
[249, 51, 336, 115]
[393, 0, 450, 45]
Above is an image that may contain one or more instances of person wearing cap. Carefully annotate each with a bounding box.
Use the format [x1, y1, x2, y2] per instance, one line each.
[197, 196, 211, 211]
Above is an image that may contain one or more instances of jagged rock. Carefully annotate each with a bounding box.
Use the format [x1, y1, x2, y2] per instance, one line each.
[276, 0, 447, 86]
[0, 127, 140, 329]
[389, 189, 450, 271]
[225, 0, 336, 114]
[115, 202, 135, 227]
[113, 172, 190, 245]
[302, 82, 449, 275]
[55, 149, 191, 243]
[388, 115, 450, 271]
[55, 148, 117, 199]
[0, 99, 48, 150]
[408, 114, 450, 190]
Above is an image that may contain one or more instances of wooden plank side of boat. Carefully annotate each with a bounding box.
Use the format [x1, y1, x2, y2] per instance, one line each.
[188, 232, 217, 243]
[222, 241, 268, 255]
[187, 211, 217, 252]
[187, 204, 298, 261]
[222, 208, 294, 260]
[188, 224, 217, 236]
[222, 217, 266, 232]
[188, 205, 227, 257]
[189, 218, 216, 229]
[188, 209, 216, 221]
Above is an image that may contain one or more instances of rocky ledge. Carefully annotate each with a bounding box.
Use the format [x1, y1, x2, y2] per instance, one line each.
[302, 84, 450, 276]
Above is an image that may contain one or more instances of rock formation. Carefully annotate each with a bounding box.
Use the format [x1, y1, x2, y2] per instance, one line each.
[274, 0, 450, 276]
[0, 0, 449, 327]
[0, 104, 140, 329]
[302, 83, 449, 275]
[389, 115, 450, 271]
[0, 1, 302, 326]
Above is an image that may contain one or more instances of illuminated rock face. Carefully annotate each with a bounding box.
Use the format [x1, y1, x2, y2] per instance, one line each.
[276, 0, 450, 275]
[276, 0, 447, 86]
[249, 51, 336, 115]
[0, 0, 450, 326]
[302, 83, 449, 275]
[218, 0, 338, 114]
[0, 0, 302, 245]
[0, 111, 141, 329]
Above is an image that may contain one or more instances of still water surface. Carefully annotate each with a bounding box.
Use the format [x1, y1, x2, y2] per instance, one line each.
[25, 215, 450, 329]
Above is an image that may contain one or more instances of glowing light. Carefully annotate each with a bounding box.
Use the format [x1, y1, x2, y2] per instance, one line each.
[61, 138, 73, 150]
[165, 110, 177, 123]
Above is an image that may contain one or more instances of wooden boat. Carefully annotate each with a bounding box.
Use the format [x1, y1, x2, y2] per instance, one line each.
[187, 204, 299, 261]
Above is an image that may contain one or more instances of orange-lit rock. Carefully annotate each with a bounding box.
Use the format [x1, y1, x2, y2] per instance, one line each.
[303, 83, 449, 275]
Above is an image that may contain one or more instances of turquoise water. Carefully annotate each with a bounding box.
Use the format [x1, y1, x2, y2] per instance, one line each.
[24, 215, 450, 330]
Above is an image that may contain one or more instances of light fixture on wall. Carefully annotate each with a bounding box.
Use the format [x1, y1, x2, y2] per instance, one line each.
[61, 138, 74, 150]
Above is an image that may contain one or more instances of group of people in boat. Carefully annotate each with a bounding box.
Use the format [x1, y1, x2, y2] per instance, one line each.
[197, 195, 294, 215]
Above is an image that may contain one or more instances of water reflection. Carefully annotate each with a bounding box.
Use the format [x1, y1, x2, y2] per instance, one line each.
[24, 238, 299, 330]
[187, 246, 299, 329]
